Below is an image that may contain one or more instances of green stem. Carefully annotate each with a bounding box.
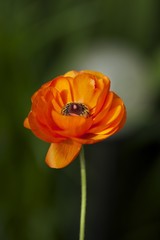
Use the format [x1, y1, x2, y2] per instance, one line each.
[79, 146, 87, 240]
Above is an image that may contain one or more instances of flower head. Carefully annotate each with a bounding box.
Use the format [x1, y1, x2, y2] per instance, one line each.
[24, 70, 126, 168]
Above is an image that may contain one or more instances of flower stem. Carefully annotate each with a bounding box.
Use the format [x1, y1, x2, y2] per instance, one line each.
[79, 146, 87, 240]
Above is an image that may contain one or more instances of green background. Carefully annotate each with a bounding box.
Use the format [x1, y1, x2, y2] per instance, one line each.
[0, 0, 160, 239]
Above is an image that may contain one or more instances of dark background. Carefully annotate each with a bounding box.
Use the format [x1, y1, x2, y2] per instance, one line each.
[0, 0, 160, 239]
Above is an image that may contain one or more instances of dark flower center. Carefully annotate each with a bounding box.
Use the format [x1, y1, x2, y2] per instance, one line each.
[61, 103, 90, 117]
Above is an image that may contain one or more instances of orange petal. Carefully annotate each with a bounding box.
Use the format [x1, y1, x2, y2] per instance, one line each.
[64, 70, 79, 78]
[92, 92, 114, 124]
[71, 73, 104, 109]
[88, 105, 122, 134]
[90, 93, 125, 134]
[81, 70, 108, 80]
[50, 76, 73, 104]
[92, 86, 110, 116]
[70, 127, 118, 144]
[28, 111, 65, 143]
[87, 127, 120, 142]
[23, 117, 31, 129]
[51, 98, 62, 113]
[31, 94, 58, 134]
[45, 140, 82, 168]
[51, 110, 93, 137]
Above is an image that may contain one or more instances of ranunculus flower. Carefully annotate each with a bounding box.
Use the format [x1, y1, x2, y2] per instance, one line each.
[24, 70, 126, 168]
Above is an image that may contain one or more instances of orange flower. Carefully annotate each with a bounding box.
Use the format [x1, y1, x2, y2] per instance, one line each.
[24, 70, 126, 168]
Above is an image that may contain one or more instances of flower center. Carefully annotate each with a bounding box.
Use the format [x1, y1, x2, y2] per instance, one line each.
[61, 103, 90, 117]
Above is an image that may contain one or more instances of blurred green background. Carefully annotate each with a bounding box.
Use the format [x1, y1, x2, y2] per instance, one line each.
[0, 0, 160, 239]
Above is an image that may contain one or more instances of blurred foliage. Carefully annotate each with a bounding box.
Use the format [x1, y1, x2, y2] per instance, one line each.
[0, 0, 160, 239]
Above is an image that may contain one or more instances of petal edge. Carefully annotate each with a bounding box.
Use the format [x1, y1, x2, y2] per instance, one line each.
[45, 140, 82, 168]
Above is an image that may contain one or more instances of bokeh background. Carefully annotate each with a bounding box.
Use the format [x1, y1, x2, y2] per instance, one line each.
[0, 0, 160, 239]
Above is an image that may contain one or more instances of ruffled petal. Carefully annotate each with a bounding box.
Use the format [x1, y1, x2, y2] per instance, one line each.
[45, 140, 82, 168]
[81, 71, 110, 114]
[81, 70, 108, 80]
[89, 93, 125, 134]
[70, 73, 105, 109]
[23, 117, 31, 129]
[92, 86, 110, 116]
[70, 127, 119, 144]
[51, 110, 93, 137]
[64, 70, 79, 78]
[31, 93, 59, 134]
[28, 111, 65, 143]
[50, 76, 73, 104]
[89, 105, 122, 133]
[86, 127, 119, 142]
[92, 92, 114, 125]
